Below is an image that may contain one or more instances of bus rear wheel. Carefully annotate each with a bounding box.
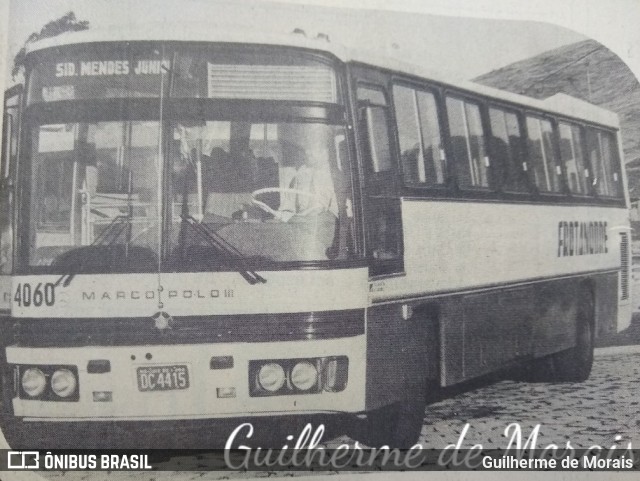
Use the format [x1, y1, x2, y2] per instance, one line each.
[551, 290, 595, 382]
[528, 288, 595, 383]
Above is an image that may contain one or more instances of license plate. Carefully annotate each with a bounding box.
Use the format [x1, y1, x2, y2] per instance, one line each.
[137, 365, 189, 392]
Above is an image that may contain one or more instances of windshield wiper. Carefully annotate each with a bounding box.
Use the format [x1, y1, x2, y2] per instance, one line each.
[173, 145, 266, 285]
[179, 213, 267, 285]
[54, 213, 135, 287]
[55, 174, 136, 287]
[54, 216, 126, 287]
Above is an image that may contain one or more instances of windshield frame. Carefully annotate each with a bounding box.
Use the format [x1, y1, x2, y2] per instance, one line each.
[16, 42, 364, 274]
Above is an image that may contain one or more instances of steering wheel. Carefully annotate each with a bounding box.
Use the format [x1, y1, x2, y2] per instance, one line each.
[250, 187, 326, 219]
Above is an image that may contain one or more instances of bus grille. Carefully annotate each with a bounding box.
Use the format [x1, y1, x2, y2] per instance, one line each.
[620, 232, 629, 301]
[10, 310, 365, 347]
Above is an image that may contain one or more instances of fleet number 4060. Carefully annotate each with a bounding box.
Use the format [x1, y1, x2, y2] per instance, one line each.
[14, 283, 56, 307]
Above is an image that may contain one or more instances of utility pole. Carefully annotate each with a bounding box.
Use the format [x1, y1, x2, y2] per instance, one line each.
[586, 59, 593, 102]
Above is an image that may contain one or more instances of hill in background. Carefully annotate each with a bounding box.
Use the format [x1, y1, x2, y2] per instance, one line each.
[475, 39, 640, 198]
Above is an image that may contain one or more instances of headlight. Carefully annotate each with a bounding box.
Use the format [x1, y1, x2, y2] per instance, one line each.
[290, 361, 318, 391]
[257, 363, 286, 392]
[51, 369, 77, 398]
[249, 357, 348, 397]
[21, 368, 46, 397]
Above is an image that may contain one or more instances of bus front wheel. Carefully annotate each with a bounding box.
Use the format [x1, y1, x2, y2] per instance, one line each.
[0, 416, 27, 449]
[350, 385, 426, 448]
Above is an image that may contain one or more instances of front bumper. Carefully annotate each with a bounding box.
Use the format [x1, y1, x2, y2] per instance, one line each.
[6, 335, 366, 420]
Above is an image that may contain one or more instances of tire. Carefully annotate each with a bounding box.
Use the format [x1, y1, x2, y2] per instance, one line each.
[551, 289, 595, 382]
[349, 309, 435, 447]
[0, 418, 114, 449]
[526, 288, 595, 383]
[0, 416, 27, 448]
[350, 383, 426, 448]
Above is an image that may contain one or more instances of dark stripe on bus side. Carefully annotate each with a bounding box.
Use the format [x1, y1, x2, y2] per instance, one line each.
[370, 267, 621, 304]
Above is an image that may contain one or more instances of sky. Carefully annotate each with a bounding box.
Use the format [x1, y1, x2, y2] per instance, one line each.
[5, 0, 586, 83]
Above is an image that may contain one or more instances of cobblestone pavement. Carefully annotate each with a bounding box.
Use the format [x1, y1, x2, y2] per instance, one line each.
[414, 344, 640, 450]
[34, 344, 640, 480]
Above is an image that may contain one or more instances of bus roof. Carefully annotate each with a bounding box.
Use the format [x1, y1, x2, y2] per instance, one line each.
[26, 24, 619, 129]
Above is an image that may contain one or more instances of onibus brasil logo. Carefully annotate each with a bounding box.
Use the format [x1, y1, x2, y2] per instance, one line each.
[7, 451, 40, 469]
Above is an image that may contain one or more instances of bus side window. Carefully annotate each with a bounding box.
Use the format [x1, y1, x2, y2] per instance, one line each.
[393, 85, 446, 186]
[585, 127, 610, 197]
[525, 116, 563, 193]
[600, 130, 623, 198]
[558, 122, 590, 195]
[446, 96, 490, 189]
[586, 127, 623, 198]
[488, 107, 528, 193]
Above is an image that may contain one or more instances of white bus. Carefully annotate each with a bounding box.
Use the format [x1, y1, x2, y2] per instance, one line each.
[0, 25, 631, 448]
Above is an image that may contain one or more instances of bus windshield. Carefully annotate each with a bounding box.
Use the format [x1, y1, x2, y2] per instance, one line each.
[21, 44, 355, 273]
[168, 120, 349, 268]
[28, 121, 162, 270]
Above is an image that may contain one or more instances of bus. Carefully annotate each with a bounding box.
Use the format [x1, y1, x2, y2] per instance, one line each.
[0, 25, 631, 449]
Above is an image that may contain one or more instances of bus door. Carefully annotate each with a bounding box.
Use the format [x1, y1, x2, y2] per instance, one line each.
[1, 86, 22, 316]
[352, 70, 404, 277]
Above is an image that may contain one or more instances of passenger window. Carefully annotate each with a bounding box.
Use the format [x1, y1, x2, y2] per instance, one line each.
[417, 92, 446, 184]
[586, 128, 623, 198]
[525, 117, 562, 193]
[446, 97, 490, 189]
[600, 131, 623, 198]
[489, 108, 527, 192]
[393, 85, 445, 186]
[559, 122, 590, 195]
[585, 128, 609, 197]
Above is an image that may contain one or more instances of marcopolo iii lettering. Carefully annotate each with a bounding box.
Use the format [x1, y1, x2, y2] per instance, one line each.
[81, 288, 234, 302]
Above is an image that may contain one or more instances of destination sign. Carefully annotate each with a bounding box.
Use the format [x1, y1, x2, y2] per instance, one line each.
[27, 47, 174, 103]
[27, 46, 340, 104]
[55, 59, 170, 77]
